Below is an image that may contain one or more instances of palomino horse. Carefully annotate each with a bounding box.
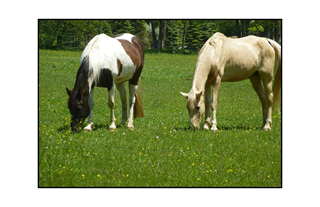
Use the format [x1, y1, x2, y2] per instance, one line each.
[180, 32, 281, 131]
[66, 33, 144, 132]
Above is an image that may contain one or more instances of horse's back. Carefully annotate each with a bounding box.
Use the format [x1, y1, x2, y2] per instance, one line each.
[81, 33, 144, 85]
[212, 34, 275, 82]
[113, 33, 144, 85]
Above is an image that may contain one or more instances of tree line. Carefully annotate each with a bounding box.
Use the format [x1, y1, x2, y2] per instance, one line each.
[39, 20, 281, 52]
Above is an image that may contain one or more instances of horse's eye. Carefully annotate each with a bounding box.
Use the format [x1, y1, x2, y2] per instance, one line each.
[196, 106, 200, 110]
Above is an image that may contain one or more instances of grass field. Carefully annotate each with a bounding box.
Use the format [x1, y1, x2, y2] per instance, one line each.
[39, 49, 281, 187]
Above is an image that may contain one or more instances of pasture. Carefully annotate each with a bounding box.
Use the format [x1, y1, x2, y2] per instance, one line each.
[39, 49, 281, 187]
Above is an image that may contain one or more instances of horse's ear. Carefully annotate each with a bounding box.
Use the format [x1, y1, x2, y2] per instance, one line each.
[195, 91, 203, 99]
[180, 92, 189, 99]
[66, 87, 72, 96]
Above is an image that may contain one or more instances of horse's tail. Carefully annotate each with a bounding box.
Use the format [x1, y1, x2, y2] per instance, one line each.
[268, 39, 282, 113]
[134, 78, 144, 119]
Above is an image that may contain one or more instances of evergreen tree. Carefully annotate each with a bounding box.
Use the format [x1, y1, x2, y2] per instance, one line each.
[38, 20, 281, 50]
[134, 20, 150, 49]
[165, 20, 180, 50]
[185, 20, 203, 51]
[200, 20, 216, 44]
[113, 20, 134, 34]
[100, 20, 113, 36]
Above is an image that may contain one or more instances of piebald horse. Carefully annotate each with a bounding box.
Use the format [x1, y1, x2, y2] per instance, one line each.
[181, 32, 281, 131]
[66, 33, 144, 132]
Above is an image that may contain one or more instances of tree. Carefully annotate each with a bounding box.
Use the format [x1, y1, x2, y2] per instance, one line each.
[134, 20, 150, 49]
[156, 20, 167, 52]
[82, 20, 100, 45]
[38, 19, 281, 50]
[185, 20, 203, 51]
[164, 20, 180, 50]
[112, 20, 134, 35]
[181, 20, 188, 53]
[150, 20, 159, 49]
[39, 20, 74, 49]
[200, 20, 217, 43]
[39, 20, 57, 49]
[100, 20, 113, 36]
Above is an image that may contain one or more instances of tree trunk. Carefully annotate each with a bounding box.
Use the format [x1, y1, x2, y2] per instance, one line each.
[241, 20, 246, 37]
[157, 20, 167, 52]
[151, 20, 157, 49]
[240, 20, 250, 37]
[235, 20, 241, 37]
[264, 24, 269, 39]
[181, 20, 188, 53]
[245, 20, 250, 36]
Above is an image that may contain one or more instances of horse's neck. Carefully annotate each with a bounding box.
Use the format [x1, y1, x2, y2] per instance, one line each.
[191, 47, 211, 93]
[74, 65, 90, 92]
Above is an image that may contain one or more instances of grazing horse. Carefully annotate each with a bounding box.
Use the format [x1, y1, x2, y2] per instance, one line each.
[66, 33, 144, 132]
[180, 32, 281, 131]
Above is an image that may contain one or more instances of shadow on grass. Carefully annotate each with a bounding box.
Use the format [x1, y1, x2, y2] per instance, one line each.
[57, 121, 261, 133]
[57, 123, 128, 133]
[172, 124, 261, 132]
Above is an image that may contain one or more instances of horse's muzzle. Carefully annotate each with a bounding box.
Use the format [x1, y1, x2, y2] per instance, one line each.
[190, 122, 201, 129]
[70, 122, 81, 133]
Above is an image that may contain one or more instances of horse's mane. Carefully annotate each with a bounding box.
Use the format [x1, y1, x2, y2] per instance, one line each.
[80, 34, 112, 84]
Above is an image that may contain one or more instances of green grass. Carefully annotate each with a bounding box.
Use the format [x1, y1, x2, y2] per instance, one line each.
[39, 49, 281, 187]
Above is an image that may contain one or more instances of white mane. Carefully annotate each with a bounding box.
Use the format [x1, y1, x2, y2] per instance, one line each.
[80, 34, 112, 85]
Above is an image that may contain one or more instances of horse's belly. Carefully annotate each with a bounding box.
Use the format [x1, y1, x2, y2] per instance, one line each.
[221, 66, 256, 82]
[114, 65, 137, 84]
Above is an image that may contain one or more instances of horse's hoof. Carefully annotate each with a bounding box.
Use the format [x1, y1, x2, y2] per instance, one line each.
[128, 127, 134, 131]
[109, 127, 117, 132]
[263, 127, 271, 131]
[84, 124, 93, 132]
[262, 123, 271, 131]
[211, 128, 219, 133]
[203, 124, 210, 130]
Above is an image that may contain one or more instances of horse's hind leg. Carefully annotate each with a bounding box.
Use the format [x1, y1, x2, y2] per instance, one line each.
[249, 72, 267, 128]
[108, 85, 117, 131]
[127, 83, 138, 130]
[116, 82, 128, 127]
[84, 89, 94, 132]
[259, 70, 274, 131]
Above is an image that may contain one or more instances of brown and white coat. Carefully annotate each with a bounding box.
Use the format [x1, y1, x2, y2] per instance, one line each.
[66, 33, 144, 132]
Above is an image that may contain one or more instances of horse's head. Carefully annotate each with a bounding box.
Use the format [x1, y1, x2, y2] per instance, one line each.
[66, 85, 90, 132]
[180, 91, 205, 129]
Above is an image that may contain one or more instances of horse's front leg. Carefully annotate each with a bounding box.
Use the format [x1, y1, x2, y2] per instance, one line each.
[116, 82, 128, 127]
[211, 76, 221, 132]
[127, 83, 138, 130]
[203, 82, 212, 130]
[108, 84, 117, 131]
[84, 88, 94, 132]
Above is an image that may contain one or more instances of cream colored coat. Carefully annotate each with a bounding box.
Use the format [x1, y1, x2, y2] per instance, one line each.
[181, 32, 281, 131]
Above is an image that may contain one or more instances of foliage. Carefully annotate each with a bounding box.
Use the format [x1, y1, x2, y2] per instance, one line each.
[164, 20, 180, 50]
[185, 20, 203, 51]
[134, 20, 150, 49]
[200, 20, 217, 44]
[39, 50, 281, 187]
[39, 19, 281, 51]
[100, 20, 113, 36]
[112, 20, 135, 35]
